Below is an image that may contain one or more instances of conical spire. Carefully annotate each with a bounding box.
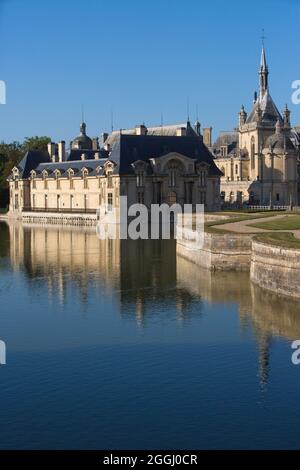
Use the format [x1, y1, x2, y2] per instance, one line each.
[259, 45, 269, 98]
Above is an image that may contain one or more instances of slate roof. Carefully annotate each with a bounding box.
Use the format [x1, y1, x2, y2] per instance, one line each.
[35, 159, 107, 177]
[265, 131, 295, 151]
[105, 123, 198, 147]
[10, 130, 222, 180]
[246, 91, 283, 125]
[109, 133, 222, 176]
[212, 132, 239, 156]
[68, 149, 109, 161]
[16, 151, 51, 178]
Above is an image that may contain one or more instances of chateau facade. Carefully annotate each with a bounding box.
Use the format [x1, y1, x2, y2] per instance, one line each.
[8, 122, 222, 218]
[213, 47, 300, 207]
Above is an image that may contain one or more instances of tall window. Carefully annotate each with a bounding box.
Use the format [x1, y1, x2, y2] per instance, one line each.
[44, 175, 48, 189]
[199, 170, 206, 187]
[107, 193, 113, 212]
[137, 192, 144, 204]
[107, 171, 113, 188]
[56, 174, 60, 190]
[251, 137, 255, 170]
[137, 171, 144, 187]
[184, 182, 193, 204]
[169, 169, 176, 187]
[14, 180, 18, 190]
[32, 178, 36, 189]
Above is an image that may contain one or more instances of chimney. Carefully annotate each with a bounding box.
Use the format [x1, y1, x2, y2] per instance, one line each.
[81, 153, 86, 161]
[92, 137, 99, 150]
[48, 142, 57, 163]
[135, 124, 148, 136]
[58, 141, 66, 162]
[176, 127, 187, 137]
[94, 152, 100, 160]
[203, 127, 212, 148]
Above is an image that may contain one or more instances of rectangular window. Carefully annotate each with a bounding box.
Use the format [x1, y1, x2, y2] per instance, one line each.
[14, 180, 18, 190]
[107, 174, 113, 188]
[107, 193, 113, 212]
[84, 178, 88, 190]
[70, 178, 74, 190]
[199, 171, 206, 187]
[137, 172, 144, 187]
[137, 192, 144, 204]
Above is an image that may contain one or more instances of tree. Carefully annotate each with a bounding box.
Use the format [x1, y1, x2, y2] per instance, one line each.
[22, 136, 50, 153]
[0, 136, 51, 208]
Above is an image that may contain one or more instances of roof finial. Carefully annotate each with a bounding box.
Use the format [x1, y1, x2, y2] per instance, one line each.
[187, 97, 190, 124]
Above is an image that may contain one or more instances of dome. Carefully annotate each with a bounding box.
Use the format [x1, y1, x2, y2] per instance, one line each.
[71, 122, 93, 150]
[264, 121, 295, 152]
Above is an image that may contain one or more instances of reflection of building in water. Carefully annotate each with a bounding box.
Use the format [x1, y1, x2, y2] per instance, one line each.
[6, 222, 196, 323]
[118, 238, 197, 326]
[8, 221, 121, 306]
[177, 254, 300, 387]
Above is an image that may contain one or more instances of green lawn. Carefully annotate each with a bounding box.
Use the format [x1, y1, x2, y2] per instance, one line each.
[249, 215, 300, 231]
[254, 232, 300, 249]
[205, 212, 280, 234]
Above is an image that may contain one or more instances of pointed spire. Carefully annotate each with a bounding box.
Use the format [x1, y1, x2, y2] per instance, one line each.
[259, 43, 269, 98]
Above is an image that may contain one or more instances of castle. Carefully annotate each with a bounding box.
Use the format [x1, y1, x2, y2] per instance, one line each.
[7, 121, 222, 218]
[213, 46, 300, 207]
[8, 46, 300, 217]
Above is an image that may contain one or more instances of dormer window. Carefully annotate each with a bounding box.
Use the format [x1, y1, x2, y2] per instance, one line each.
[42, 171, 48, 189]
[220, 145, 228, 157]
[82, 169, 89, 189]
[55, 171, 61, 189]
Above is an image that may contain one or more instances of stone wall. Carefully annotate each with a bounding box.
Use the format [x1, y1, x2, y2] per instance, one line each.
[251, 241, 300, 298]
[177, 229, 252, 271]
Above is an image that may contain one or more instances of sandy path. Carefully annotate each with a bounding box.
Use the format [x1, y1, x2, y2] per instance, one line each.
[213, 214, 300, 239]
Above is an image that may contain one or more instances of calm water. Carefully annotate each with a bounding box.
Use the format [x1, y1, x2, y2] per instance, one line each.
[0, 221, 300, 449]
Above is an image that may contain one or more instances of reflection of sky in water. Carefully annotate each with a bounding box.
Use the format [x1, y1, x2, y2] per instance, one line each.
[0, 221, 300, 449]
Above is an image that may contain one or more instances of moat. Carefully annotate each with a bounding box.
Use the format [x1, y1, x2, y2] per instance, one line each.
[1, 221, 300, 449]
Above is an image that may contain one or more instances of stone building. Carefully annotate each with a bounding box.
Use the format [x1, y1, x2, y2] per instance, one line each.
[213, 46, 300, 207]
[8, 120, 222, 218]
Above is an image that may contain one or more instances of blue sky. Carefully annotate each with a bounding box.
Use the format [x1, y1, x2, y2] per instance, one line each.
[0, 0, 299, 146]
